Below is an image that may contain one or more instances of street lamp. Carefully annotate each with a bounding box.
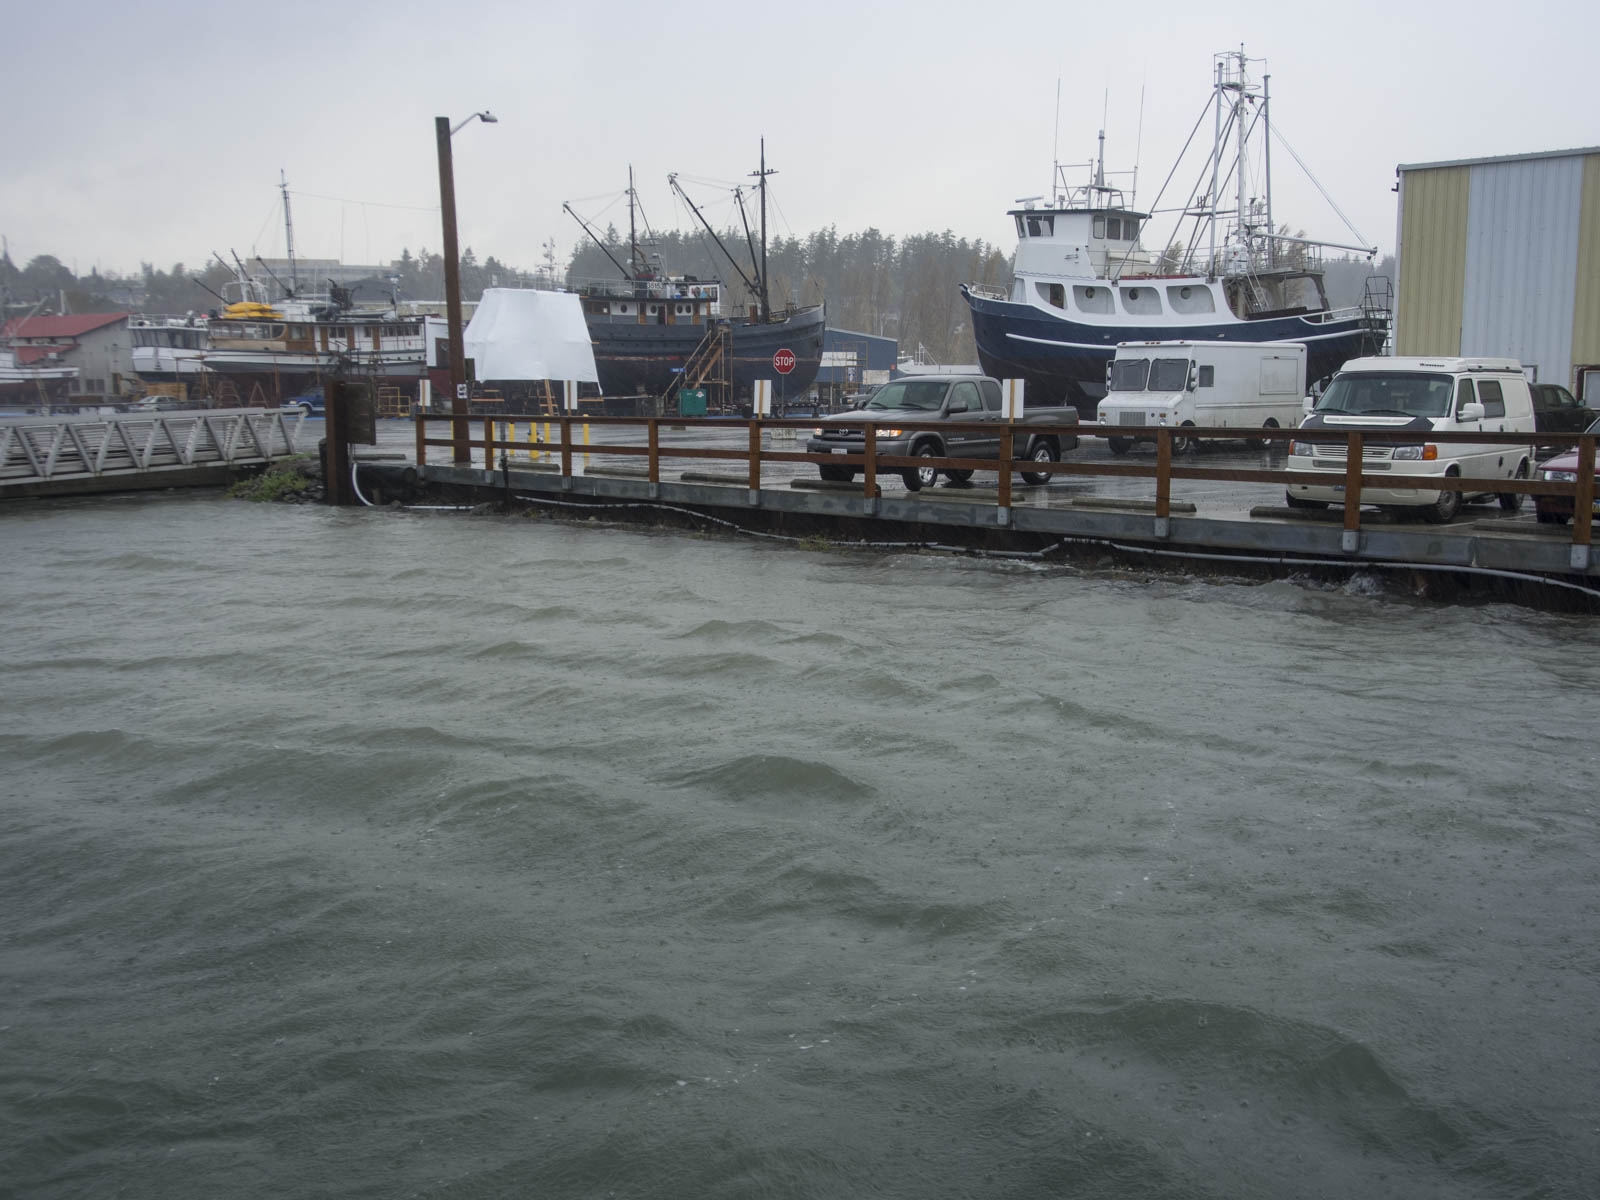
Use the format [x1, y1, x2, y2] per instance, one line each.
[436, 110, 497, 464]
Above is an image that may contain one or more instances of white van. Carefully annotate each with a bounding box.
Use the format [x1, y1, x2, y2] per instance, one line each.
[1285, 356, 1535, 523]
[1096, 341, 1307, 454]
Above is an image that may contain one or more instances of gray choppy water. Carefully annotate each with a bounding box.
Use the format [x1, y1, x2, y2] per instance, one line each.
[3, 494, 1598, 1199]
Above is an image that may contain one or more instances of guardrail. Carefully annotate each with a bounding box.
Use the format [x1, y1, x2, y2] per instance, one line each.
[412, 412, 1598, 559]
[1, 408, 305, 486]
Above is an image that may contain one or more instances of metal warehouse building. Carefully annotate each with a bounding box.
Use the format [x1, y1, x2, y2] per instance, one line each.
[818, 328, 898, 401]
[1395, 146, 1600, 402]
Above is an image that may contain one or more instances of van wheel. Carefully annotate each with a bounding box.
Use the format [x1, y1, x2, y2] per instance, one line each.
[818, 464, 854, 483]
[1536, 510, 1569, 525]
[903, 444, 939, 492]
[1171, 422, 1200, 455]
[1498, 461, 1529, 511]
[1107, 436, 1132, 456]
[1422, 473, 1463, 523]
[943, 469, 974, 484]
[1285, 492, 1328, 510]
[1019, 439, 1059, 485]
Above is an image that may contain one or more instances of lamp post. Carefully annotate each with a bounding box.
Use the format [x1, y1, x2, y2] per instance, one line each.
[435, 110, 497, 464]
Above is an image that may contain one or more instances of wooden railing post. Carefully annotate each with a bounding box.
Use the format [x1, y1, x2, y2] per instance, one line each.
[482, 417, 494, 471]
[1155, 427, 1172, 520]
[415, 412, 426, 467]
[863, 425, 877, 500]
[1343, 430, 1364, 547]
[648, 418, 660, 486]
[559, 417, 572, 478]
[997, 425, 1013, 514]
[1573, 434, 1595, 568]
[748, 419, 762, 495]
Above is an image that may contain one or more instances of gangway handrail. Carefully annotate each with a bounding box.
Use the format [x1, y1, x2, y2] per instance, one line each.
[0, 407, 304, 486]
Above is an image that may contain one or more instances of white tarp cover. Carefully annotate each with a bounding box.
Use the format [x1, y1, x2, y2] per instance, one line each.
[463, 288, 599, 386]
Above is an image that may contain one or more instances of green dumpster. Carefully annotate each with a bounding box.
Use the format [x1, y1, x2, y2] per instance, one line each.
[678, 388, 707, 417]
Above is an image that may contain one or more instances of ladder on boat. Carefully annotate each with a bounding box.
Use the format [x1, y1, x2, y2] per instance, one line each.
[1360, 275, 1394, 355]
[674, 324, 733, 414]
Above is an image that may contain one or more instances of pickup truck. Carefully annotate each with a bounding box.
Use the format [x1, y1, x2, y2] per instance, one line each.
[805, 374, 1078, 490]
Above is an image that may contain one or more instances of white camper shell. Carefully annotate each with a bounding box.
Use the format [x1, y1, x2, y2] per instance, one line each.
[1095, 341, 1307, 454]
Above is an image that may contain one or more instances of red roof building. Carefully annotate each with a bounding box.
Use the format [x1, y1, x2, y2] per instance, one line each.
[1, 312, 131, 396]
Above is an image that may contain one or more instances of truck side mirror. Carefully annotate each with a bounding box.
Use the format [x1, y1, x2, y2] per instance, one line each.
[1459, 401, 1486, 421]
[1302, 396, 1315, 413]
[1187, 366, 1198, 392]
[1105, 362, 1113, 384]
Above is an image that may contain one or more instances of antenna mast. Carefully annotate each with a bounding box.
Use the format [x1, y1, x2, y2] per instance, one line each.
[749, 139, 774, 320]
[279, 170, 297, 295]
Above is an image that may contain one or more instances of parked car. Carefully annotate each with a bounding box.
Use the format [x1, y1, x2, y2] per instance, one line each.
[807, 374, 1078, 491]
[1285, 356, 1536, 523]
[1533, 415, 1600, 525]
[281, 392, 325, 418]
[1530, 382, 1595, 443]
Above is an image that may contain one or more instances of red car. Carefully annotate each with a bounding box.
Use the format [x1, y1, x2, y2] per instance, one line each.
[1534, 417, 1600, 524]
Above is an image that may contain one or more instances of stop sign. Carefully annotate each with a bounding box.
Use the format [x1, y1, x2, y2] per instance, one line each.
[773, 348, 796, 375]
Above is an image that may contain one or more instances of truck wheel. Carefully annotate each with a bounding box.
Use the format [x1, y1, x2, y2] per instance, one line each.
[944, 469, 974, 484]
[1019, 439, 1059, 485]
[1498, 461, 1528, 511]
[1421, 472, 1462, 523]
[818, 464, 854, 482]
[1171, 422, 1200, 455]
[903, 444, 939, 492]
[1107, 436, 1132, 456]
[1536, 509, 1569, 525]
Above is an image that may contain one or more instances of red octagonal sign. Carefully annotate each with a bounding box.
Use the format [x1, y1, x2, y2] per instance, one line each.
[773, 348, 796, 375]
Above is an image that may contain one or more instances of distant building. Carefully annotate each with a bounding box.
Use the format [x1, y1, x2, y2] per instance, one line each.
[819, 328, 897, 400]
[1394, 146, 1600, 401]
[1, 313, 133, 397]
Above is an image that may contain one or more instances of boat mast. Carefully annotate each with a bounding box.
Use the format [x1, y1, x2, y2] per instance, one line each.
[750, 139, 773, 320]
[1208, 56, 1222, 278]
[280, 170, 298, 296]
[1263, 70, 1274, 268]
[1234, 48, 1247, 254]
[628, 165, 640, 279]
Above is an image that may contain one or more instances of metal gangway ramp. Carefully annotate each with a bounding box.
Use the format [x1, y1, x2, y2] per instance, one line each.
[1, 408, 307, 498]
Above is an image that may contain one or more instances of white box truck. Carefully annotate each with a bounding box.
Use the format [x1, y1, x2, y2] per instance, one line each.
[1096, 341, 1308, 454]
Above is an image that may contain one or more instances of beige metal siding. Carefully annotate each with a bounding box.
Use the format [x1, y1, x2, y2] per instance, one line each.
[1395, 166, 1469, 355]
[1574, 155, 1600, 384]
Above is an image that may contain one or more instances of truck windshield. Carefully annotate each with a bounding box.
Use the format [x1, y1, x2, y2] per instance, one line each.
[1315, 372, 1454, 417]
[865, 381, 948, 411]
[1150, 358, 1189, 391]
[1109, 359, 1149, 391]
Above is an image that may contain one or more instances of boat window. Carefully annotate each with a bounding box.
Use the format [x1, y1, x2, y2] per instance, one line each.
[1026, 215, 1054, 238]
[1124, 218, 1140, 241]
[1107, 217, 1122, 240]
[1477, 379, 1506, 418]
[1109, 358, 1150, 392]
[1198, 365, 1215, 387]
[1015, 215, 1027, 239]
[1073, 285, 1113, 314]
[1166, 284, 1216, 314]
[1150, 359, 1190, 391]
[1119, 287, 1162, 316]
[1093, 216, 1106, 239]
[1035, 282, 1065, 309]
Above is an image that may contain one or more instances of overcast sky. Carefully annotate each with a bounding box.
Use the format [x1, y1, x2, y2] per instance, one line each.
[6, 0, 1596, 282]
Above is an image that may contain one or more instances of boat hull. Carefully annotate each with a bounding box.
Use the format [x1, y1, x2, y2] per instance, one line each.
[588, 305, 826, 400]
[963, 288, 1380, 418]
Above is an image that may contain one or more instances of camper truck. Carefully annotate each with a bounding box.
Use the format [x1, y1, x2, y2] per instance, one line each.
[1096, 341, 1308, 454]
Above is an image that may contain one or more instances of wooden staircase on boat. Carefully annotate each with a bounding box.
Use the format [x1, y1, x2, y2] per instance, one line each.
[674, 324, 733, 414]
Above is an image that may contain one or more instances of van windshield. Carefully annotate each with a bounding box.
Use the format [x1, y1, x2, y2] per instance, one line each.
[1315, 372, 1454, 418]
[1110, 357, 1189, 392]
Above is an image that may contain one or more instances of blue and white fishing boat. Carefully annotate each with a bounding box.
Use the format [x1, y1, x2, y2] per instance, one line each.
[962, 48, 1388, 417]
